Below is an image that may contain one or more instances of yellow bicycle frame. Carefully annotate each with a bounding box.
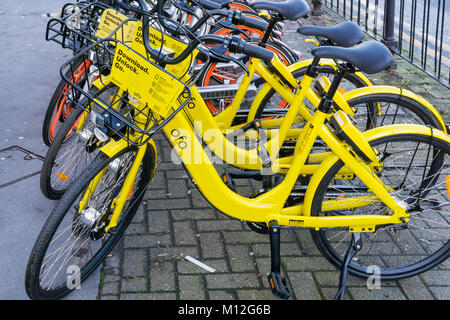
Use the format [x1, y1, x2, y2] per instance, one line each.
[79, 34, 449, 233]
[96, 80, 450, 233]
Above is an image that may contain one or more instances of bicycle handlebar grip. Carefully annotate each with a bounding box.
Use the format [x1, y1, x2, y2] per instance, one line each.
[237, 14, 268, 31]
[196, 0, 222, 10]
[241, 42, 274, 63]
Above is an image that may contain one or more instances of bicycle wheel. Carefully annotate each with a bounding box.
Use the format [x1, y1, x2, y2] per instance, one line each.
[42, 57, 92, 146]
[26, 146, 154, 299]
[40, 86, 113, 200]
[310, 131, 450, 280]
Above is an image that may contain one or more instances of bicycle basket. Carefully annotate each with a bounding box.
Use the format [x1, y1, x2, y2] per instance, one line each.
[59, 20, 203, 146]
[46, 1, 137, 54]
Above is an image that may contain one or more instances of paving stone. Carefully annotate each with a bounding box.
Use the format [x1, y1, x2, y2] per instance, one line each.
[284, 257, 337, 271]
[294, 229, 323, 255]
[197, 219, 243, 232]
[173, 221, 198, 245]
[145, 189, 169, 199]
[226, 244, 256, 272]
[428, 286, 450, 300]
[150, 261, 176, 292]
[348, 287, 407, 300]
[206, 273, 260, 289]
[178, 259, 228, 274]
[178, 275, 206, 300]
[121, 277, 148, 293]
[100, 295, 119, 300]
[190, 189, 211, 208]
[171, 208, 218, 220]
[146, 198, 191, 210]
[150, 246, 199, 262]
[208, 290, 236, 300]
[131, 205, 146, 223]
[237, 289, 279, 300]
[252, 242, 303, 257]
[125, 223, 146, 235]
[398, 277, 434, 300]
[120, 293, 177, 300]
[147, 171, 166, 189]
[167, 179, 188, 198]
[420, 271, 450, 286]
[103, 252, 121, 268]
[200, 232, 225, 259]
[314, 271, 367, 287]
[100, 281, 120, 296]
[223, 231, 270, 244]
[166, 170, 189, 179]
[122, 249, 148, 277]
[124, 234, 171, 248]
[147, 210, 170, 234]
[287, 272, 321, 300]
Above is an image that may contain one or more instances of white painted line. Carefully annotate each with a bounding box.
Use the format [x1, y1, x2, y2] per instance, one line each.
[184, 255, 216, 273]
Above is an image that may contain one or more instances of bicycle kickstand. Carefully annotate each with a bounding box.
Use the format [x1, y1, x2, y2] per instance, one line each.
[267, 220, 292, 300]
[334, 232, 362, 300]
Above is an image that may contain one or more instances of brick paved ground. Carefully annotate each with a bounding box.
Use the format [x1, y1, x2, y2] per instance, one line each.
[97, 2, 449, 300]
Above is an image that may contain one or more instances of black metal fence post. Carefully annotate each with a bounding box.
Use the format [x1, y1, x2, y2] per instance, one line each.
[311, 0, 323, 16]
[382, 0, 398, 52]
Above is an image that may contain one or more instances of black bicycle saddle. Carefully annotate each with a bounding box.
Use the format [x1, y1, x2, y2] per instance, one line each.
[311, 40, 394, 74]
[297, 21, 364, 47]
[252, 0, 310, 20]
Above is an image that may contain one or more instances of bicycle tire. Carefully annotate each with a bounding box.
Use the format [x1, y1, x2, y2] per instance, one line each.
[310, 131, 450, 280]
[26, 145, 154, 299]
[346, 93, 444, 131]
[40, 84, 114, 200]
[42, 57, 91, 146]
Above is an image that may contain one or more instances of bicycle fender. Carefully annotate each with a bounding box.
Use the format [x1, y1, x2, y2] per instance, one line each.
[343, 86, 447, 133]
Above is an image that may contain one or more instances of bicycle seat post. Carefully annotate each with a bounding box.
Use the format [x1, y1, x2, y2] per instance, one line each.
[317, 63, 352, 114]
[259, 14, 281, 47]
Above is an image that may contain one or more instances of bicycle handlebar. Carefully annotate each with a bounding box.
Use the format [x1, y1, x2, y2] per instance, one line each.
[233, 11, 268, 31]
[195, 0, 222, 10]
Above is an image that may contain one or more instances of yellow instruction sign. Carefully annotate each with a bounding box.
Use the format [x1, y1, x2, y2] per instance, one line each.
[131, 21, 197, 78]
[110, 43, 186, 118]
[96, 9, 136, 42]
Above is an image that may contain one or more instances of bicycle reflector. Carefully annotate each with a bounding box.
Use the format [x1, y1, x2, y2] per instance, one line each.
[56, 172, 69, 181]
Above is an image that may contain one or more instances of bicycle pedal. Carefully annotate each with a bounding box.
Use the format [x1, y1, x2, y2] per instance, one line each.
[268, 272, 292, 300]
[221, 172, 237, 192]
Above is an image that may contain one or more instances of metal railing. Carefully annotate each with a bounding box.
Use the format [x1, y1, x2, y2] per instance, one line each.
[316, 0, 449, 87]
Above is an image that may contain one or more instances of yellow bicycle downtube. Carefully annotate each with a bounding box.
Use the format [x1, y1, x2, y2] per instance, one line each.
[78, 165, 108, 213]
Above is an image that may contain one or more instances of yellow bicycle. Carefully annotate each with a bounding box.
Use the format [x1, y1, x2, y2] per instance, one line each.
[39, 6, 447, 203]
[25, 17, 450, 300]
